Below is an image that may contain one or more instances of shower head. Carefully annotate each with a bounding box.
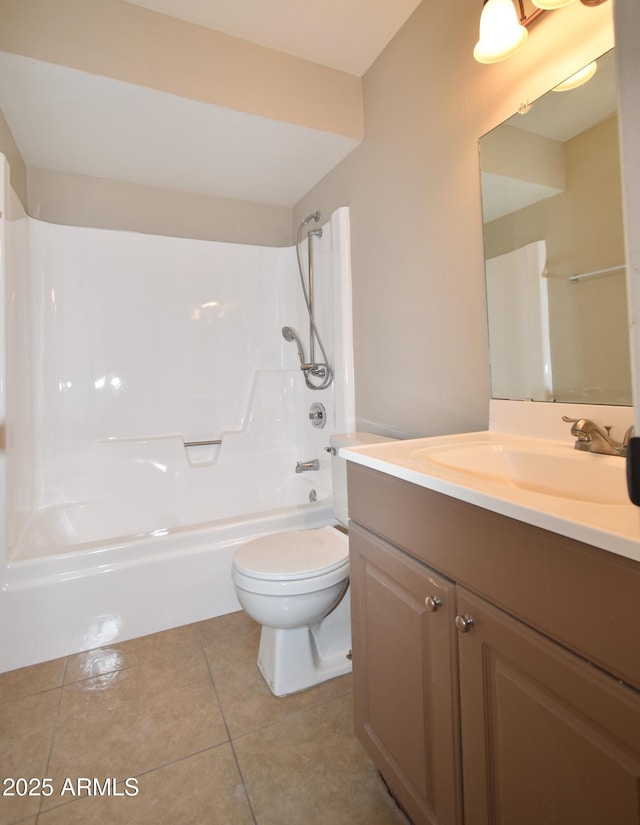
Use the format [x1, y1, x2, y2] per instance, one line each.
[282, 326, 306, 365]
[298, 211, 320, 236]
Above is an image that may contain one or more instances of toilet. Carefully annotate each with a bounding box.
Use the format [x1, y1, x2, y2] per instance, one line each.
[231, 432, 392, 697]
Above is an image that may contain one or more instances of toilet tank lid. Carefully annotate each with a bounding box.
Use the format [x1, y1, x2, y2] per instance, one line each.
[233, 526, 348, 581]
[329, 431, 396, 448]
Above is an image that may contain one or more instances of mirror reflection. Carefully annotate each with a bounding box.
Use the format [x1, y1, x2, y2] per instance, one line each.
[479, 50, 630, 405]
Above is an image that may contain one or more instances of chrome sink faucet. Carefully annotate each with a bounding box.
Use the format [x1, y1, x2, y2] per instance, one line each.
[562, 416, 634, 457]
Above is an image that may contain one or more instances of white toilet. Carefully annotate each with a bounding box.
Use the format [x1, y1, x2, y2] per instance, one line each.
[231, 432, 391, 697]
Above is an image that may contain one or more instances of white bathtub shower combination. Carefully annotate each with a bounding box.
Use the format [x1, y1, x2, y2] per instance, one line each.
[0, 156, 355, 672]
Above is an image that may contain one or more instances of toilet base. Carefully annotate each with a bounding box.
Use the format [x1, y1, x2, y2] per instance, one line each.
[257, 587, 352, 697]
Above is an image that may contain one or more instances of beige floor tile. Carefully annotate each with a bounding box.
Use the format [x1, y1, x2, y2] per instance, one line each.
[0, 658, 65, 705]
[37, 745, 255, 825]
[0, 690, 61, 825]
[2, 613, 402, 825]
[44, 652, 228, 810]
[197, 609, 258, 646]
[65, 623, 202, 685]
[200, 612, 352, 738]
[233, 693, 409, 825]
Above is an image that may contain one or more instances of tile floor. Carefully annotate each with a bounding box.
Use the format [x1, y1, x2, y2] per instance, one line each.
[0, 610, 410, 825]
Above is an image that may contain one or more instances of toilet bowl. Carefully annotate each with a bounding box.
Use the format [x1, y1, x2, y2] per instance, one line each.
[231, 432, 393, 697]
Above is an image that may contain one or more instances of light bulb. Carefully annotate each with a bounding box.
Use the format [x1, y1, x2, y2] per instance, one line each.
[474, 0, 528, 64]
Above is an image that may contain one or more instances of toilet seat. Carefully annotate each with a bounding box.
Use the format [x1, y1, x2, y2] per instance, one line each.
[232, 526, 349, 596]
[233, 526, 348, 580]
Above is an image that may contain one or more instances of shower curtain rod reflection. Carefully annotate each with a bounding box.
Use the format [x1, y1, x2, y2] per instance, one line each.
[568, 264, 625, 282]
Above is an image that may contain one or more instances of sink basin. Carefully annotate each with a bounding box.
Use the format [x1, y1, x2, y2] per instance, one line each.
[341, 429, 639, 562]
[411, 439, 627, 506]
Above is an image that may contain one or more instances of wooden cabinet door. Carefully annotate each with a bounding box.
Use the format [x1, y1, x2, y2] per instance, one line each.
[457, 587, 640, 825]
[349, 523, 462, 825]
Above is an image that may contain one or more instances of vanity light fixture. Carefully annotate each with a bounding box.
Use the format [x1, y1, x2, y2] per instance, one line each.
[473, 0, 531, 64]
[474, 0, 609, 64]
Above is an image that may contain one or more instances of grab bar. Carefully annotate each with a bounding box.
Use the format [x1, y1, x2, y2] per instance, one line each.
[184, 439, 222, 448]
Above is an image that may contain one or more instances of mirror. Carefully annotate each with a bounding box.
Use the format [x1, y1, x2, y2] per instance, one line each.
[479, 50, 630, 405]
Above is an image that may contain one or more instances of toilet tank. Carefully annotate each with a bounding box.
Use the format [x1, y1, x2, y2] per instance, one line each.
[329, 432, 397, 527]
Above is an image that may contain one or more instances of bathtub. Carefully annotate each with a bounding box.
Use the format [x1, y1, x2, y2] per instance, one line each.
[0, 161, 355, 673]
[0, 477, 333, 673]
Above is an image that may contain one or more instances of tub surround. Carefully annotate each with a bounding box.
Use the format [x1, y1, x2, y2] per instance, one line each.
[0, 158, 355, 673]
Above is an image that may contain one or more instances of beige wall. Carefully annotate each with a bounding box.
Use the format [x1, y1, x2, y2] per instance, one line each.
[27, 167, 293, 246]
[0, 106, 26, 207]
[481, 125, 565, 192]
[294, 0, 614, 438]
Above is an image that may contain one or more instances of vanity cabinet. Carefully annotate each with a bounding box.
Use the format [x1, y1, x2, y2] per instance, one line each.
[349, 523, 462, 825]
[347, 462, 640, 825]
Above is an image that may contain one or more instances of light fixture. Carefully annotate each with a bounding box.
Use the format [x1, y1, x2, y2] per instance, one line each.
[474, 0, 529, 64]
[474, 0, 609, 64]
[551, 60, 597, 90]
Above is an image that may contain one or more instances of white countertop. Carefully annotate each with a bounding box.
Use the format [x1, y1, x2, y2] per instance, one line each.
[342, 430, 640, 565]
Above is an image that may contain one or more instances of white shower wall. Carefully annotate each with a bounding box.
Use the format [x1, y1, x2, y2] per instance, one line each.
[2, 157, 354, 561]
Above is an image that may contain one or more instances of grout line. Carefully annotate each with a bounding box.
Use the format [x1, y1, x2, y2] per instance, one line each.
[32, 630, 227, 822]
[195, 624, 260, 825]
[33, 741, 237, 821]
[0, 657, 67, 707]
[227, 682, 353, 745]
[22, 618, 353, 825]
[35, 656, 69, 824]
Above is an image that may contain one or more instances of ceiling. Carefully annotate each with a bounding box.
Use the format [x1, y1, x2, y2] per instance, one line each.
[0, 1, 422, 208]
[0, 51, 360, 207]
[121, 0, 424, 76]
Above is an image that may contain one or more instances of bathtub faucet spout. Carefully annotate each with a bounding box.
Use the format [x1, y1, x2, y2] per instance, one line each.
[296, 459, 320, 473]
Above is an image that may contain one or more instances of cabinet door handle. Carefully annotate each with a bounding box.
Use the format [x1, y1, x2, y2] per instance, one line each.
[425, 596, 442, 612]
[455, 614, 474, 633]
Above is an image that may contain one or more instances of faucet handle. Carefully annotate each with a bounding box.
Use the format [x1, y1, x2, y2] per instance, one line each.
[562, 415, 612, 433]
[562, 415, 589, 439]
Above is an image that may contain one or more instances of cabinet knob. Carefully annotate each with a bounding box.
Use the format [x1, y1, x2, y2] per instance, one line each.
[425, 596, 442, 612]
[455, 614, 474, 633]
